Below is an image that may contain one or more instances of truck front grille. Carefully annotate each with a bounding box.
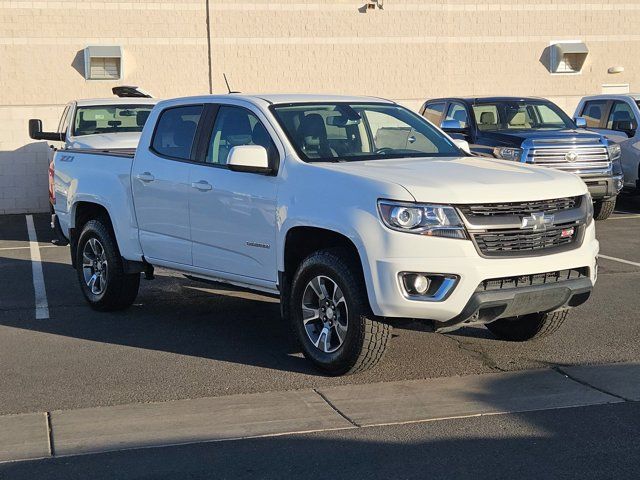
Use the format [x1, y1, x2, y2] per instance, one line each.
[472, 222, 581, 257]
[476, 267, 589, 292]
[458, 196, 579, 217]
[527, 142, 610, 175]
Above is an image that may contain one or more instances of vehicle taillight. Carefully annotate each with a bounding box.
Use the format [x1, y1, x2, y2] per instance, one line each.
[49, 160, 55, 205]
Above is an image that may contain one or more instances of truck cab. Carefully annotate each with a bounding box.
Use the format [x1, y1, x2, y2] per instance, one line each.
[574, 94, 640, 193]
[420, 97, 623, 220]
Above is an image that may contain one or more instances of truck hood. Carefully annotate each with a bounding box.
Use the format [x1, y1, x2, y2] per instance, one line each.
[319, 156, 587, 204]
[481, 129, 603, 146]
[68, 132, 142, 150]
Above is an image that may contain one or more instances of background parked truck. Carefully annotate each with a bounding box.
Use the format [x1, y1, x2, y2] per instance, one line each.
[420, 97, 623, 220]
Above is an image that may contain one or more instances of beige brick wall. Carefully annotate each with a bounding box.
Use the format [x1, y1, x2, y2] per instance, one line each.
[2, 0, 640, 213]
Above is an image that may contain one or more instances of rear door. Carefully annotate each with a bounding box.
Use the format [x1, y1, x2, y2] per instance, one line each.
[188, 103, 280, 283]
[601, 101, 640, 187]
[131, 104, 204, 266]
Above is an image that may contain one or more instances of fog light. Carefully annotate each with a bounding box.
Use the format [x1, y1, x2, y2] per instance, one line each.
[412, 274, 430, 294]
[400, 272, 459, 301]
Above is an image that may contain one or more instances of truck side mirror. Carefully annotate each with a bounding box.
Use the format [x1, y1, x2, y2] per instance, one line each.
[29, 118, 65, 142]
[574, 117, 587, 128]
[227, 145, 273, 175]
[452, 138, 471, 154]
[440, 119, 469, 135]
[29, 119, 44, 140]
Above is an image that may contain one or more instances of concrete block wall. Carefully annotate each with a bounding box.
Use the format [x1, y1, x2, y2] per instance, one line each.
[2, 0, 640, 214]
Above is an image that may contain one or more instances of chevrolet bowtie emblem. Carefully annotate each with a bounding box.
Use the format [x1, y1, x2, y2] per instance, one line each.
[521, 212, 555, 231]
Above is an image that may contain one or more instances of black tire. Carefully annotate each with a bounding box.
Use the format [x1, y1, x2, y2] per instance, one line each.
[593, 198, 616, 221]
[289, 248, 391, 376]
[486, 310, 568, 342]
[75, 218, 140, 311]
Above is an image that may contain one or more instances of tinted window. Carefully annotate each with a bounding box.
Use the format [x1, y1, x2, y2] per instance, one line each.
[606, 101, 637, 131]
[57, 106, 70, 134]
[271, 103, 460, 163]
[471, 101, 573, 131]
[151, 105, 203, 160]
[445, 103, 468, 127]
[422, 102, 446, 124]
[206, 106, 277, 166]
[581, 100, 607, 128]
[74, 105, 156, 137]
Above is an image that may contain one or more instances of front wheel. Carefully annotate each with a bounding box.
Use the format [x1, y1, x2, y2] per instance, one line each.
[289, 249, 391, 376]
[76, 218, 140, 311]
[486, 311, 568, 342]
[593, 198, 616, 220]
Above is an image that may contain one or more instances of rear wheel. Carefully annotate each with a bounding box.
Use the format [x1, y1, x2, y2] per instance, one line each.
[593, 198, 616, 221]
[76, 218, 140, 311]
[486, 311, 568, 342]
[289, 249, 391, 375]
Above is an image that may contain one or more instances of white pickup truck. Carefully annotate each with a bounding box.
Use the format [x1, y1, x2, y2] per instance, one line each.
[52, 94, 598, 375]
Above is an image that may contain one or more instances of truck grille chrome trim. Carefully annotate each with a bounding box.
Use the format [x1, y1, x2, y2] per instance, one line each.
[458, 196, 579, 217]
[527, 144, 611, 174]
[476, 267, 589, 292]
[472, 222, 581, 256]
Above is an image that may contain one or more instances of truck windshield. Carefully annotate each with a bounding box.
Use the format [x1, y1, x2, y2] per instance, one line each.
[472, 101, 574, 132]
[271, 103, 461, 162]
[73, 105, 154, 136]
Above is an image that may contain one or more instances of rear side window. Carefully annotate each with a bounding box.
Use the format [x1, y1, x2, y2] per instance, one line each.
[422, 102, 445, 124]
[581, 100, 606, 128]
[151, 105, 203, 160]
[606, 101, 637, 131]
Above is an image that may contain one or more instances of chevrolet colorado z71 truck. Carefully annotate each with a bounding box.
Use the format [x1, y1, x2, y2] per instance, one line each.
[420, 97, 623, 220]
[51, 94, 598, 375]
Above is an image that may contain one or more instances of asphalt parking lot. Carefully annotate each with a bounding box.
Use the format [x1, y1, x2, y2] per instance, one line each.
[1, 195, 639, 416]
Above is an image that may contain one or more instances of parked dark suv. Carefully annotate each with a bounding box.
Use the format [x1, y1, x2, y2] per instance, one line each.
[420, 97, 623, 220]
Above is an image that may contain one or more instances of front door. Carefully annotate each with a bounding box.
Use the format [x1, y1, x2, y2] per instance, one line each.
[189, 104, 279, 282]
[131, 104, 204, 265]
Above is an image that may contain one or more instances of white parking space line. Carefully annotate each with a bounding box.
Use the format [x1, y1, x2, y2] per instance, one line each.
[26, 215, 49, 320]
[608, 214, 640, 220]
[599, 254, 640, 268]
[0, 245, 58, 252]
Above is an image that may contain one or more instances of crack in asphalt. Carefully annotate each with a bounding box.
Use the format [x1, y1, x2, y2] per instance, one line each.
[438, 334, 507, 372]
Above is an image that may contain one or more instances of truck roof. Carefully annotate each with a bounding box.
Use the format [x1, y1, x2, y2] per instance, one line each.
[426, 96, 549, 105]
[578, 93, 640, 101]
[155, 93, 395, 109]
[74, 98, 159, 107]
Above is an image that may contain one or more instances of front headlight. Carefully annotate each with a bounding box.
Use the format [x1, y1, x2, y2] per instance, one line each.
[493, 147, 523, 161]
[608, 143, 621, 162]
[607, 143, 623, 176]
[378, 200, 467, 239]
[585, 193, 594, 226]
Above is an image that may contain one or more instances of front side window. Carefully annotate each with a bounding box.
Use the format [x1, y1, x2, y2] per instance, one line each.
[271, 103, 460, 163]
[422, 102, 445, 124]
[606, 101, 637, 132]
[151, 105, 203, 160]
[471, 101, 574, 131]
[57, 106, 70, 134]
[206, 106, 277, 166]
[73, 104, 155, 137]
[581, 100, 606, 128]
[445, 103, 469, 127]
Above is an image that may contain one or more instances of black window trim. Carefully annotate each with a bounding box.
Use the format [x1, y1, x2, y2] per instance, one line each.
[148, 103, 206, 164]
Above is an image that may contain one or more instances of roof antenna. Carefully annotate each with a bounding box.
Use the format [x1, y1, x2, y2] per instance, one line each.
[223, 73, 240, 94]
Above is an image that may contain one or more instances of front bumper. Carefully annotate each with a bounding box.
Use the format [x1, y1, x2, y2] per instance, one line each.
[582, 174, 623, 200]
[434, 276, 592, 333]
[364, 222, 598, 323]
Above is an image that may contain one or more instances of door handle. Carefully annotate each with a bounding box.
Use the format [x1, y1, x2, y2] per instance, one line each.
[136, 172, 155, 183]
[191, 180, 212, 191]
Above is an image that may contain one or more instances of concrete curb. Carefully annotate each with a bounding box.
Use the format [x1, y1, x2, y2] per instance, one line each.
[1, 363, 635, 464]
